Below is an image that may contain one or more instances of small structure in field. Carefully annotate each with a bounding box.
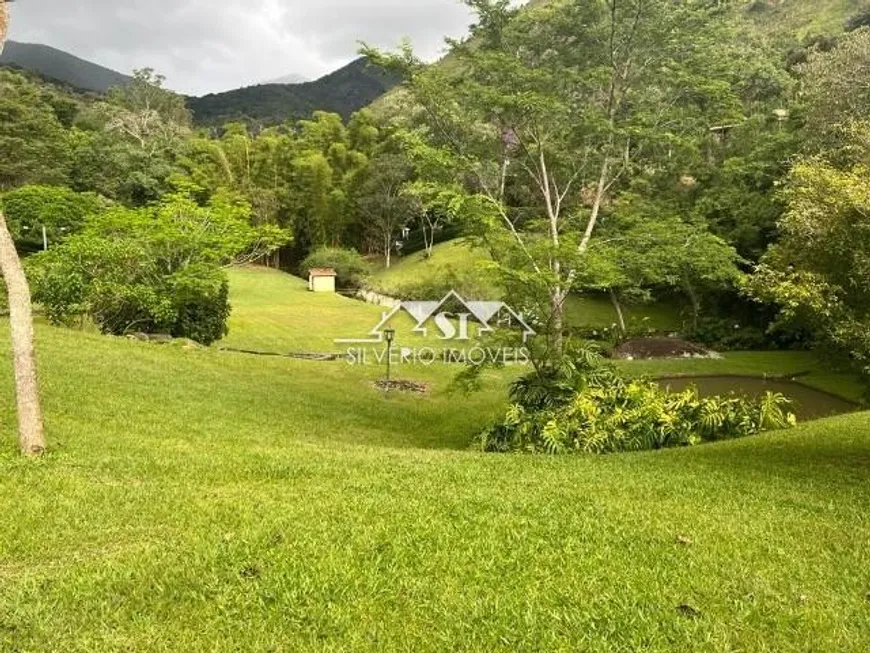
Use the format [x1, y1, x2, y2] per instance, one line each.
[308, 268, 337, 293]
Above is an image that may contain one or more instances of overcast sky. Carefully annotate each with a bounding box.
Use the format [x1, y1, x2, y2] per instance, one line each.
[6, 0, 476, 96]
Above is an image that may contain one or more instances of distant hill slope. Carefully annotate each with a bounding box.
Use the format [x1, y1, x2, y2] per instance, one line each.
[187, 57, 401, 127]
[741, 0, 867, 37]
[263, 73, 309, 85]
[0, 41, 130, 92]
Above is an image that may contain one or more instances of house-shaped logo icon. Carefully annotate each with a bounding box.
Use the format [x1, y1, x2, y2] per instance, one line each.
[336, 290, 535, 344]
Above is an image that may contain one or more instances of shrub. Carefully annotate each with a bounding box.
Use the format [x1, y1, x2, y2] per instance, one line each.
[846, 9, 870, 32]
[28, 191, 286, 344]
[1, 185, 109, 252]
[29, 237, 231, 345]
[301, 248, 369, 289]
[686, 316, 770, 351]
[478, 345, 796, 454]
[168, 265, 231, 345]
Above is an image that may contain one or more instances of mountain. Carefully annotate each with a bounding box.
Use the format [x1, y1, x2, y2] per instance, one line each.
[263, 73, 310, 85]
[0, 41, 131, 92]
[187, 57, 401, 127]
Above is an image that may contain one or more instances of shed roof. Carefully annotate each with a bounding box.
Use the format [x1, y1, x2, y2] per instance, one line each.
[308, 268, 338, 277]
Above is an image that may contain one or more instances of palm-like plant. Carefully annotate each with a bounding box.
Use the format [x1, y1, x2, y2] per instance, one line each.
[0, 0, 47, 456]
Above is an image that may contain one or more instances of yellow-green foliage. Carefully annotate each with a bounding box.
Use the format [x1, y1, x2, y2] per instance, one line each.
[480, 347, 796, 454]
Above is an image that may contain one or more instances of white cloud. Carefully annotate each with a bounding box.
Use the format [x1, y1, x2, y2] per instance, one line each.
[6, 0, 474, 95]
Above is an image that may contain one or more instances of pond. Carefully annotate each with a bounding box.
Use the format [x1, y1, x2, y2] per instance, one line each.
[655, 376, 858, 421]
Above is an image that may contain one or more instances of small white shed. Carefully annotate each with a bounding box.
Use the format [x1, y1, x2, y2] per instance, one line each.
[308, 268, 337, 293]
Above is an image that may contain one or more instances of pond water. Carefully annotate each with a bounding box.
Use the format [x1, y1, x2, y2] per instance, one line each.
[655, 376, 858, 421]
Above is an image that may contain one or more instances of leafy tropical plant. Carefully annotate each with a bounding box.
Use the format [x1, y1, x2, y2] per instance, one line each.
[479, 345, 796, 455]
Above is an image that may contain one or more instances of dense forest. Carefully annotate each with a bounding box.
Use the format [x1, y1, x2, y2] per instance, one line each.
[2, 0, 870, 380]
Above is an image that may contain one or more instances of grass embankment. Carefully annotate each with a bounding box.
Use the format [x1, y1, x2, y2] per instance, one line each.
[0, 267, 867, 651]
[368, 239, 684, 331]
[222, 267, 863, 402]
[221, 266, 455, 354]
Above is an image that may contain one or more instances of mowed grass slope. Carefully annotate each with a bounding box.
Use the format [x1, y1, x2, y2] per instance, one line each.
[220, 266, 386, 353]
[220, 266, 459, 354]
[0, 281, 868, 650]
[220, 267, 864, 404]
[369, 239, 685, 331]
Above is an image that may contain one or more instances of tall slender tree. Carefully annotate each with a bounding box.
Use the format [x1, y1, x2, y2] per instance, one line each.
[0, 0, 47, 456]
[367, 0, 745, 358]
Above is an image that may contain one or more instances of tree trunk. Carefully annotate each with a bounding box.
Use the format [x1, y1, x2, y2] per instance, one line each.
[0, 212, 46, 456]
[1, 3, 47, 456]
[683, 273, 701, 332]
[0, 2, 8, 53]
[550, 289, 564, 356]
[422, 221, 432, 259]
[610, 288, 627, 339]
[384, 236, 391, 269]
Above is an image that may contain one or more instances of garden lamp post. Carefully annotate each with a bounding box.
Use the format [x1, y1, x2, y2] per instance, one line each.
[383, 328, 396, 382]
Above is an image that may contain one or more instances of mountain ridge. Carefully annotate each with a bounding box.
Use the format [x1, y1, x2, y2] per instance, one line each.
[186, 56, 401, 126]
[4, 1, 866, 127]
[0, 40, 131, 92]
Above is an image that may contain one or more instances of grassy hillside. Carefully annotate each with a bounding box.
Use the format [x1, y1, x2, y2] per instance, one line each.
[0, 302, 869, 649]
[220, 266, 475, 353]
[369, 240, 685, 332]
[742, 0, 867, 37]
[221, 266, 389, 353]
[221, 267, 863, 400]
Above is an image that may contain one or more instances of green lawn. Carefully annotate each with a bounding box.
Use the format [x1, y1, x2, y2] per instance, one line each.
[220, 266, 385, 353]
[0, 269, 869, 651]
[368, 239, 684, 331]
[370, 239, 495, 295]
[220, 266, 456, 354]
[221, 267, 863, 402]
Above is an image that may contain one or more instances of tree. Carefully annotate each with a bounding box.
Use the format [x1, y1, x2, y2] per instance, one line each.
[0, 0, 47, 456]
[356, 153, 417, 268]
[104, 68, 191, 154]
[590, 195, 741, 334]
[286, 112, 370, 262]
[799, 29, 870, 159]
[746, 152, 870, 378]
[0, 70, 71, 190]
[29, 190, 290, 343]
[2, 185, 109, 251]
[745, 31, 870, 379]
[366, 0, 745, 358]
